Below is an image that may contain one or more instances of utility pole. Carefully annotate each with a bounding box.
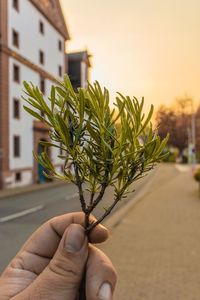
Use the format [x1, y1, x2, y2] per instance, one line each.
[191, 112, 196, 164]
[186, 96, 196, 165]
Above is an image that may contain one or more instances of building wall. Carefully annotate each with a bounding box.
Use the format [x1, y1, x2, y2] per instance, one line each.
[9, 58, 35, 171]
[8, 57, 61, 187]
[45, 80, 61, 166]
[0, 0, 9, 189]
[81, 61, 87, 88]
[8, 0, 65, 78]
[4, 0, 65, 188]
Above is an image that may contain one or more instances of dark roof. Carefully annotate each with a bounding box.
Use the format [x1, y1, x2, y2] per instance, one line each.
[68, 50, 92, 67]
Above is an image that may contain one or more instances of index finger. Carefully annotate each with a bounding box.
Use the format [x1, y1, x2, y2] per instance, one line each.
[20, 212, 108, 260]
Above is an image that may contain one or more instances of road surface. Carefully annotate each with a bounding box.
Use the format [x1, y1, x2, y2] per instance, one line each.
[0, 170, 152, 272]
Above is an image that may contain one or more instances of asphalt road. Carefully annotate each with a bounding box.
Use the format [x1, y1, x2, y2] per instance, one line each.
[0, 171, 153, 272]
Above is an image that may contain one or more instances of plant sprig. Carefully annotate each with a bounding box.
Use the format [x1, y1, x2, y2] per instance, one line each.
[23, 75, 168, 232]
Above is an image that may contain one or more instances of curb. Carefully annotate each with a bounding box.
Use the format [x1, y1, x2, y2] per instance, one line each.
[103, 168, 158, 231]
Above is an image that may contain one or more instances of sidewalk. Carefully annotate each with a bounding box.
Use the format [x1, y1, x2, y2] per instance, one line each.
[100, 164, 200, 300]
[0, 180, 65, 200]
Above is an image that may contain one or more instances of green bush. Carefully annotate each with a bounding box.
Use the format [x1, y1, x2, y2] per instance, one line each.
[163, 148, 178, 163]
[194, 168, 200, 182]
[195, 152, 200, 164]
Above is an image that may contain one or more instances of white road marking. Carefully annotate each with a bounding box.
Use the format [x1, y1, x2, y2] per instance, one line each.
[0, 192, 78, 223]
[0, 205, 44, 223]
[65, 193, 78, 201]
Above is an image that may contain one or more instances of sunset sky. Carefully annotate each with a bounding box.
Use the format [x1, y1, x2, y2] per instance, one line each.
[60, 0, 200, 112]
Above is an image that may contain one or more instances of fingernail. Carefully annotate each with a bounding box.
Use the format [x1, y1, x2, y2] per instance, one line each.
[64, 224, 85, 253]
[98, 282, 112, 300]
[99, 223, 108, 232]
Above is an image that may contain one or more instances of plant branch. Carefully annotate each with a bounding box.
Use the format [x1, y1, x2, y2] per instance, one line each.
[85, 195, 121, 233]
[74, 162, 86, 213]
[89, 182, 107, 212]
[88, 161, 111, 212]
[23, 76, 169, 236]
[86, 178, 133, 233]
[89, 191, 95, 205]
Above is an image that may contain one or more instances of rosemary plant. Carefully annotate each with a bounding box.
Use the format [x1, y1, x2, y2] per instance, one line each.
[23, 75, 168, 232]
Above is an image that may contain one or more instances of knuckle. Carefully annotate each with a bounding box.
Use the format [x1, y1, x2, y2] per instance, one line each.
[10, 254, 25, 270]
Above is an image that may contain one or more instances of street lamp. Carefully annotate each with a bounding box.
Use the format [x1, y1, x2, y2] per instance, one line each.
[187, 97, 196, 164]
[191, 112, 196, 164]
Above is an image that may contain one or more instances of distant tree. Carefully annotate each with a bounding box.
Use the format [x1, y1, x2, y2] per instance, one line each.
[155, 105, 177, 145]
[155, 96, 193, 154]
[174, 96, 193, 115]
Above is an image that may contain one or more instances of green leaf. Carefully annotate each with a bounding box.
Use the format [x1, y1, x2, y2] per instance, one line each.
[23, 105, 48, 124]
[86, 122, 100, 143]
[23, 81, 35, 98]
[50, 86, 56, 112]
[138, 104, 154, 135]
[55, 114, 70, 146]
[22, 96, 42, 111]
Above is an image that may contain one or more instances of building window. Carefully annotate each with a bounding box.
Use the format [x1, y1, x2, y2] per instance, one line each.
[58, 65, 62, 77]
[13, 64, 20, 83]
[13, 98, 20, 119]
[14, 135, 20, 157]
[13, 0, 19, 11]
[15, 172, 21, 182]
[39, 21, 44, 34]
[12, 29, 19, 48]
[58, 40, 62, 51]
[39, 50, 44, 65]
[40, 76, 45, 94]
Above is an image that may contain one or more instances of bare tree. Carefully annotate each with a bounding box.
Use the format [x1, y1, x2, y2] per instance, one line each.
[155, 96, 193, 154]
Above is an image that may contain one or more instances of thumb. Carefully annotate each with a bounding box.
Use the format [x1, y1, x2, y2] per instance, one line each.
[25, 224, 88, 300]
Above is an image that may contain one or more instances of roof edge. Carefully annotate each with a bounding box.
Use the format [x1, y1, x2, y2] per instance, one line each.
[29, 0, 70, 40]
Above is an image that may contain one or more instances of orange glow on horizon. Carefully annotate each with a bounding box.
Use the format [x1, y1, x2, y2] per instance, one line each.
[60, 0, 200, 113]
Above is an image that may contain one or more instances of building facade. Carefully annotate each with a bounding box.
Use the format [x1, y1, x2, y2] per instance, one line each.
[68, 51, 91, 90]
[0, 0, 69, 189]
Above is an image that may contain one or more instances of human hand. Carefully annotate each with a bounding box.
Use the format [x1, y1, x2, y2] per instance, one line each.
[0, 212, 117, 299]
